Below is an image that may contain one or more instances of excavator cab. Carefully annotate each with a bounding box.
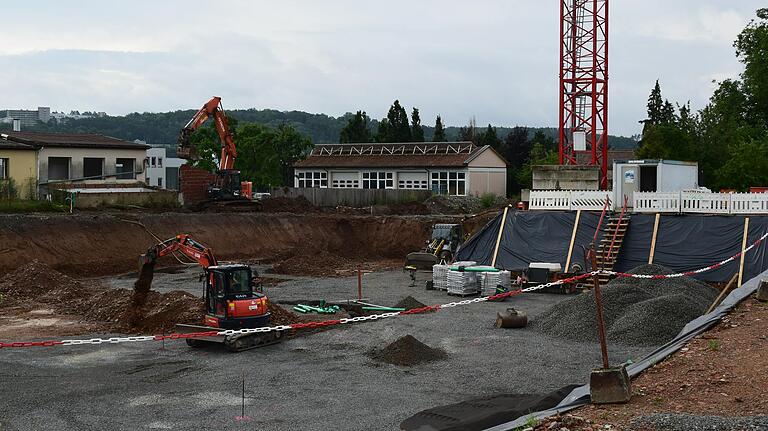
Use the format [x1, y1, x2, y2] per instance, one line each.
[202, 264, 270, 330]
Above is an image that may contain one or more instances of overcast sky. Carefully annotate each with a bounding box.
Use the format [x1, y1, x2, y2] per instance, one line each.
[0, 1, 762, 136]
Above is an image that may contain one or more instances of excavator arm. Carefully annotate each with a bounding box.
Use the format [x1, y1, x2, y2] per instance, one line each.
[177, 96, 237, 170]
[140, 234, 218, 269]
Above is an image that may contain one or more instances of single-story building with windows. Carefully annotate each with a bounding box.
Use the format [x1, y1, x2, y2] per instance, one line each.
[0, 131, 150, 198]
[0, 139, 37, 199]
[293, 142, 508, 197]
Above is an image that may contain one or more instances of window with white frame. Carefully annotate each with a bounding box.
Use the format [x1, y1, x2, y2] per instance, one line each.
[158, 157, 163, 168]
[0, 158, 8, 179]
[398, 179, 428, 189]
[362, 172, 394, 189]
[431, 171, 466, 196]
[332, 179, 359, 188]
[296, 171, 327, 188]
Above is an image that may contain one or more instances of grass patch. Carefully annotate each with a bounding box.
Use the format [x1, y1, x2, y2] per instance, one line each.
[0, 200, 67, 213]
[707, 339, 721, 351]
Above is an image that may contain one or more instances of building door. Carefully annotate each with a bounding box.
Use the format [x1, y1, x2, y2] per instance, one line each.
[639, 166, 658, 192]
[619, 165, 638, 207]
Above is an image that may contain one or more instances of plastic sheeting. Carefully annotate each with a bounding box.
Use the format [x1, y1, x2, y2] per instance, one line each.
[456, 210, 768, 283]
[485, 267, 768, 430]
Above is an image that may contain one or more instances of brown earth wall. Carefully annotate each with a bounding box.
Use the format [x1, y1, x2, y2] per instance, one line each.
[0, 213, 453, 277]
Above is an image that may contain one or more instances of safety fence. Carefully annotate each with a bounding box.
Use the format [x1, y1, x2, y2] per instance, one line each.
[634, 191, 768, 214]
[529, 190, 612, 211]
[3, 229, 766, 350]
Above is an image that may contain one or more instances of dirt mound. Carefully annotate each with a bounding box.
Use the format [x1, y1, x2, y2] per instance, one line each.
[0, 260, 203, 333]
[536, 264, 718, 346]
[260, 196, 317, 213]
[394, 296, 427, 310]
[371, 335, 447, 366]
[268, 302, 300, 326]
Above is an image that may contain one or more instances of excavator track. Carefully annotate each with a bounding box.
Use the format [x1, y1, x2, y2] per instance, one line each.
[178, 324, 284, 353]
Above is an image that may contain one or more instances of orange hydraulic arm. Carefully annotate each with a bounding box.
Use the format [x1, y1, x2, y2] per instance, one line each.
[178, 96, 237, 170]
[141, 234, 218, 269]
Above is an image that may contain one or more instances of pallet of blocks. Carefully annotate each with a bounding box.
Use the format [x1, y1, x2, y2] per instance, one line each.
[432, 263, 449, 291]
[447, 270, 480, 296]
[478, 270, 512, 296]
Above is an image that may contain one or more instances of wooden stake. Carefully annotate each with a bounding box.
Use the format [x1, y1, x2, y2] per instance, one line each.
[565, 210, 581, 272]
[738, 217, 750, 287]
[491, 206, 510, 268]
[648, 213, 661, 264]
[706, 272, 739, 314]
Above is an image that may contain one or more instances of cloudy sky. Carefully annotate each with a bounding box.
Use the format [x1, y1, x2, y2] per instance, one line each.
[0, 1, 762, 136]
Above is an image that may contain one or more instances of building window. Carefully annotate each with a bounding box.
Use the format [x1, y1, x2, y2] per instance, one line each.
[83, 158, 104, 179]
[158, 157, 163, 168]
[116, 158, 136, 180]
[398, 179, 428, 190]
[157, 177, 163, 188]
[297, 171, 327, 188]
[150, 157, 156, 167]
[332, 179, 359, 188]
[362, 172, 394, 189]
[431, 171, 466, 196]
[0, 158, 8, 179]
[48, 157, 70, 181]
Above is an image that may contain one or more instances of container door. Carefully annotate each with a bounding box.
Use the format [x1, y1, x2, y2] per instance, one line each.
[620, 165, 639, 207]
[639, 166, 658, 192]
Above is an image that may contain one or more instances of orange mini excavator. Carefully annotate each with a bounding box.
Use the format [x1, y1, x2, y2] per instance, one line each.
[177, 96, 253, 201]
[137, 234, 281, 352]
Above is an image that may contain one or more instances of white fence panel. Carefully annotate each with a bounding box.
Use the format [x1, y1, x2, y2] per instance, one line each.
[569, 190, 612, 211]
[529, 190, 571, 210]
[730, 193, 768, 214]
[681, 191, 731, 214]
[634, 192, 680, 213]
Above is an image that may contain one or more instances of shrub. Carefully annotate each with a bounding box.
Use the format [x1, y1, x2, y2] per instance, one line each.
[480, 193, 497, 208]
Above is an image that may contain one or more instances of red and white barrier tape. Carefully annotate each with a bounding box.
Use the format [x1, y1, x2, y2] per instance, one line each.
[2, 231, 766, 349]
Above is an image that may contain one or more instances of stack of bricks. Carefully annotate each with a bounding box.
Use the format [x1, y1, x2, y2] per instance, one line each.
[179, 165, 214, 204]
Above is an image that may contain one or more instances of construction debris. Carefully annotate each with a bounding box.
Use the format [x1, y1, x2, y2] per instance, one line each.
[536, 264, 718, 346]
[371, 334, 447, 366]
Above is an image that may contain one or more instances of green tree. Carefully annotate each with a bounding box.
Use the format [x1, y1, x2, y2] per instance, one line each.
[379, 100, 411, 142]
[516, 143, 559, 190]
[457, 117, 477, 144]
[410, 108, 424, 142]
[735, 8, 768, 128]
[479, 124, 500, 148]
[375, 118, 391, 143]
[339, 110, 372, 143]
[715, 136, 768, 191]
[433, 115, 446, 142]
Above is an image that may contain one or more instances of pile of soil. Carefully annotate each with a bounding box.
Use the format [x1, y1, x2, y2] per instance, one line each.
[260, 196, 317, 213]
[0, 260, 203, 333]
[536, 264, 718, 347]
[371, 334, 447, 366]
[394, 296, 427, 310]
[268, 302, 300, 326]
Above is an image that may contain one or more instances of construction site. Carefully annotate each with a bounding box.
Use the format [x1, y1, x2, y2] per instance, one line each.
[3, 1, 768, 431]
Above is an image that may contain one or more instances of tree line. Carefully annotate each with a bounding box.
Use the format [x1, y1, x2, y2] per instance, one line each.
[636, 8, 768, 191]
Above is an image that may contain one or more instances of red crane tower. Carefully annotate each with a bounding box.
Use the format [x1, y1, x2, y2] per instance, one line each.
[558, 0, 609, 189]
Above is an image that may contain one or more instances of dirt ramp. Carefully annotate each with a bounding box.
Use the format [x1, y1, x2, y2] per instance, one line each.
[0, 213, 449, 278]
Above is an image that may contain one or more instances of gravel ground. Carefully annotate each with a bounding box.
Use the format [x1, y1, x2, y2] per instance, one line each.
[631, 413, 768, 430]
[1, 269, 650, 431]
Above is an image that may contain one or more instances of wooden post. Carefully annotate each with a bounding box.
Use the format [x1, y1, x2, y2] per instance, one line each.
[491, 206, 510, 268]
[738, 217, 750, 287]
[648, 213, 661, 264]
[565, 210, 581, 272]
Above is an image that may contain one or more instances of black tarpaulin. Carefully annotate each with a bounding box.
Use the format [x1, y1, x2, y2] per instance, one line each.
[457, 211, 768, 283]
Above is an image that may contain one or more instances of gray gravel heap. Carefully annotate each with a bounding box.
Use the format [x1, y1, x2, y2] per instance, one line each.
[536, 264, 718, 346]
[631, 413, 768, 430]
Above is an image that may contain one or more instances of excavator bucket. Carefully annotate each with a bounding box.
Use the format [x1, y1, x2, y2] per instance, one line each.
[404, 252, 439, 271]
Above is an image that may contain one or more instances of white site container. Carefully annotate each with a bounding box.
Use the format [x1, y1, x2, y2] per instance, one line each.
[612, 159, 698, 210]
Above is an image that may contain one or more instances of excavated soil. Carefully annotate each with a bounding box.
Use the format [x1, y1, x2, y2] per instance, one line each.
[371, 334, 447, 366]
[0, 213, 447, 278]
[394, 296, 427, 310]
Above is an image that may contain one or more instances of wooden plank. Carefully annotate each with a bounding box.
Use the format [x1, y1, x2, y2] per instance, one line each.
[648, 213, 661, 264]
[491, 206, 510, 268]
[738, 217, 750, 287]
[564, 210, 581, 272]
[706, 272, 739, 314]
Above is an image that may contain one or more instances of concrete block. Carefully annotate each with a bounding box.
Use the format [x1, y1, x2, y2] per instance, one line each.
[590, 365, 631, 404]
[757, 279, 768, 302]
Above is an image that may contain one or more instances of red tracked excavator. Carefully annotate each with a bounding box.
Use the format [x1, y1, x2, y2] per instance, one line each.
[135, 234, 281, 352]
[178, 96, 253, 201]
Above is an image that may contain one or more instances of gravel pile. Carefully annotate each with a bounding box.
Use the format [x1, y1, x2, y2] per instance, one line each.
[371, 335, 447, 366]
[536, 264, 718, 346]
[394, 296, 426, 310]
[631, 414, 768, 430]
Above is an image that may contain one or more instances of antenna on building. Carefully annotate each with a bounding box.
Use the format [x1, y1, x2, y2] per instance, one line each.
[12, 119, 20, 132]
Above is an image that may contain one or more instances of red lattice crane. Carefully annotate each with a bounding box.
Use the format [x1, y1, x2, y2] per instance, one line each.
[558, 0, 609, 189]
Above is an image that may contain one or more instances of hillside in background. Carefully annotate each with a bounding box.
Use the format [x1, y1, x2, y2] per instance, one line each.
[0, 109, 638, 150]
